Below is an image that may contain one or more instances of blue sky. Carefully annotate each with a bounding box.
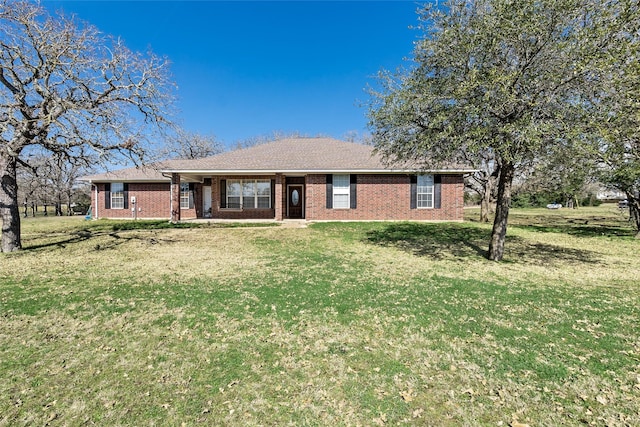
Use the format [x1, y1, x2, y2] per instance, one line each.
[43, 1, 421, 147]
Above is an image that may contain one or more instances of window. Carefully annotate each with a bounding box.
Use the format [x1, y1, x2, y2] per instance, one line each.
[180, 183, 191, 209]
[332, 174, 350, 209]
[226, 179, 271, 209]
[417, 174, 434, 208]
[111, 182, 125, 209]
[226, 180, 241, 208]
[256, 180, 271, 208]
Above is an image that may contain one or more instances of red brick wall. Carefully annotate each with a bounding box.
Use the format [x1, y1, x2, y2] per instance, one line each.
[91, 182, 200, 220]
[305, 174, 465, 221]
[209, 176, 276, 220]
[90, 173, 465, 221]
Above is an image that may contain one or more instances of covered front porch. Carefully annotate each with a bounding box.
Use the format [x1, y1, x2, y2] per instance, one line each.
[169, 173, 306, 222]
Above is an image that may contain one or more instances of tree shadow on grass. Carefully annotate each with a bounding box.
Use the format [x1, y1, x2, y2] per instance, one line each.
[505, 213, 635, 239]
[366, 223, 489, 260]
[365, 222, 601, 265]
[512, 223, 635, 239]
[507, 241, 601, 265]
[22, 229, 175, 252]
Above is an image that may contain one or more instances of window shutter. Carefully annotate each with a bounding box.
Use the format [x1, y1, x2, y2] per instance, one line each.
[104, 183, 111, 209]
[123, 183, 129, 209]
[410, 175, 417, 209]
[434, 175, 442, 209]
[326, 174, 333, 209]
[220, 179, 226, 208]
[271, 179, 276, 209]
[350, 174, 357, 209]
[189, 183, 195, 209]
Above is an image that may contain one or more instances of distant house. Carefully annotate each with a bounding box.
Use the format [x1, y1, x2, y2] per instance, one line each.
[81, 138, 473, 222]
[596, 189, 626, 202]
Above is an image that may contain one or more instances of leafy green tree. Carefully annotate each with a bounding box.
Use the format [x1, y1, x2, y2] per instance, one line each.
[521, 140, 597, 208]
[463, 149, 499, 222]
[368, 0, 633, 260]
[580, 2, 640, 236]
[0, 1, 174, 252]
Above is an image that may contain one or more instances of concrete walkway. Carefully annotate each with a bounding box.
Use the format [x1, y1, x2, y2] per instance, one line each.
[182, 218, 308, 228]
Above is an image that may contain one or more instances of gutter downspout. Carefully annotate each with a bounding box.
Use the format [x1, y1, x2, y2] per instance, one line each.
[93, 182, 98, 219]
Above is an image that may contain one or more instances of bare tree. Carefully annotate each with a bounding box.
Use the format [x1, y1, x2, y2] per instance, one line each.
[232, 131, 307, 150]
[43, 152, 84, 215]
[0, 1, 175, 251]
[17, 151, 85, 216]
[341, 130, 373, 145]
[15, 155, 37, 215]
[160, 129, 223, 160]
[231, 131, 335, 150]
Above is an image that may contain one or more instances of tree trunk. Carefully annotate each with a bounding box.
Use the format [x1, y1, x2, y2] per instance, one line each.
[480, 179, 492, 223]
[488, 161, 515, 261]
[0, 155, 22, 252]
[627, 192, 640, 239]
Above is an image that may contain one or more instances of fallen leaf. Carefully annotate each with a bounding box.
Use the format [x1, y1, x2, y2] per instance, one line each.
[400, 389, 414, 402]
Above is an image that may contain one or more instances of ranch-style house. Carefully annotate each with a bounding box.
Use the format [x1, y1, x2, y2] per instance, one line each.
[81, 138, 474, 222]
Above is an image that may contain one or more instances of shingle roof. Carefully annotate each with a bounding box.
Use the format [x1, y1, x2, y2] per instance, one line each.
[81, 138, 475, 182]
[80, 162, 173, 182]
[165, 138, 387, 172]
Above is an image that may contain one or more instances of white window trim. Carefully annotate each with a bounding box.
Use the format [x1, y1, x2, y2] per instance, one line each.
[180, 183, 190, 209]
[111, 182, 124, 210]
[332, 174, 350, 209]
[226, 179, 271, 209]
[417, 174, 434, 209]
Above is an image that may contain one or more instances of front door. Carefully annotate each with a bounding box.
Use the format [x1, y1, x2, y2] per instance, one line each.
[203, 186, 212, 217]
[287, 185, 304, 219]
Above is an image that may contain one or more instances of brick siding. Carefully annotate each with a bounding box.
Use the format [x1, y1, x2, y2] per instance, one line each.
[208, 176, 276, 220]
[91, 173, 465, 221]
[305, 174, 465, 221]
[91, 182, 199, 220]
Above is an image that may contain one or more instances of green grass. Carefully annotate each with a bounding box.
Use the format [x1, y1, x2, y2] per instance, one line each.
[1, 205, 638, 426]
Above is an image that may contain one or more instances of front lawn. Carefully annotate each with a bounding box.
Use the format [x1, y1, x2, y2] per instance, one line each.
[1, 206, 638, 425]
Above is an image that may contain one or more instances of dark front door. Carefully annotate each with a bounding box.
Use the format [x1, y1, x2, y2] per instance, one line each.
[287, 185, 304, 219]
